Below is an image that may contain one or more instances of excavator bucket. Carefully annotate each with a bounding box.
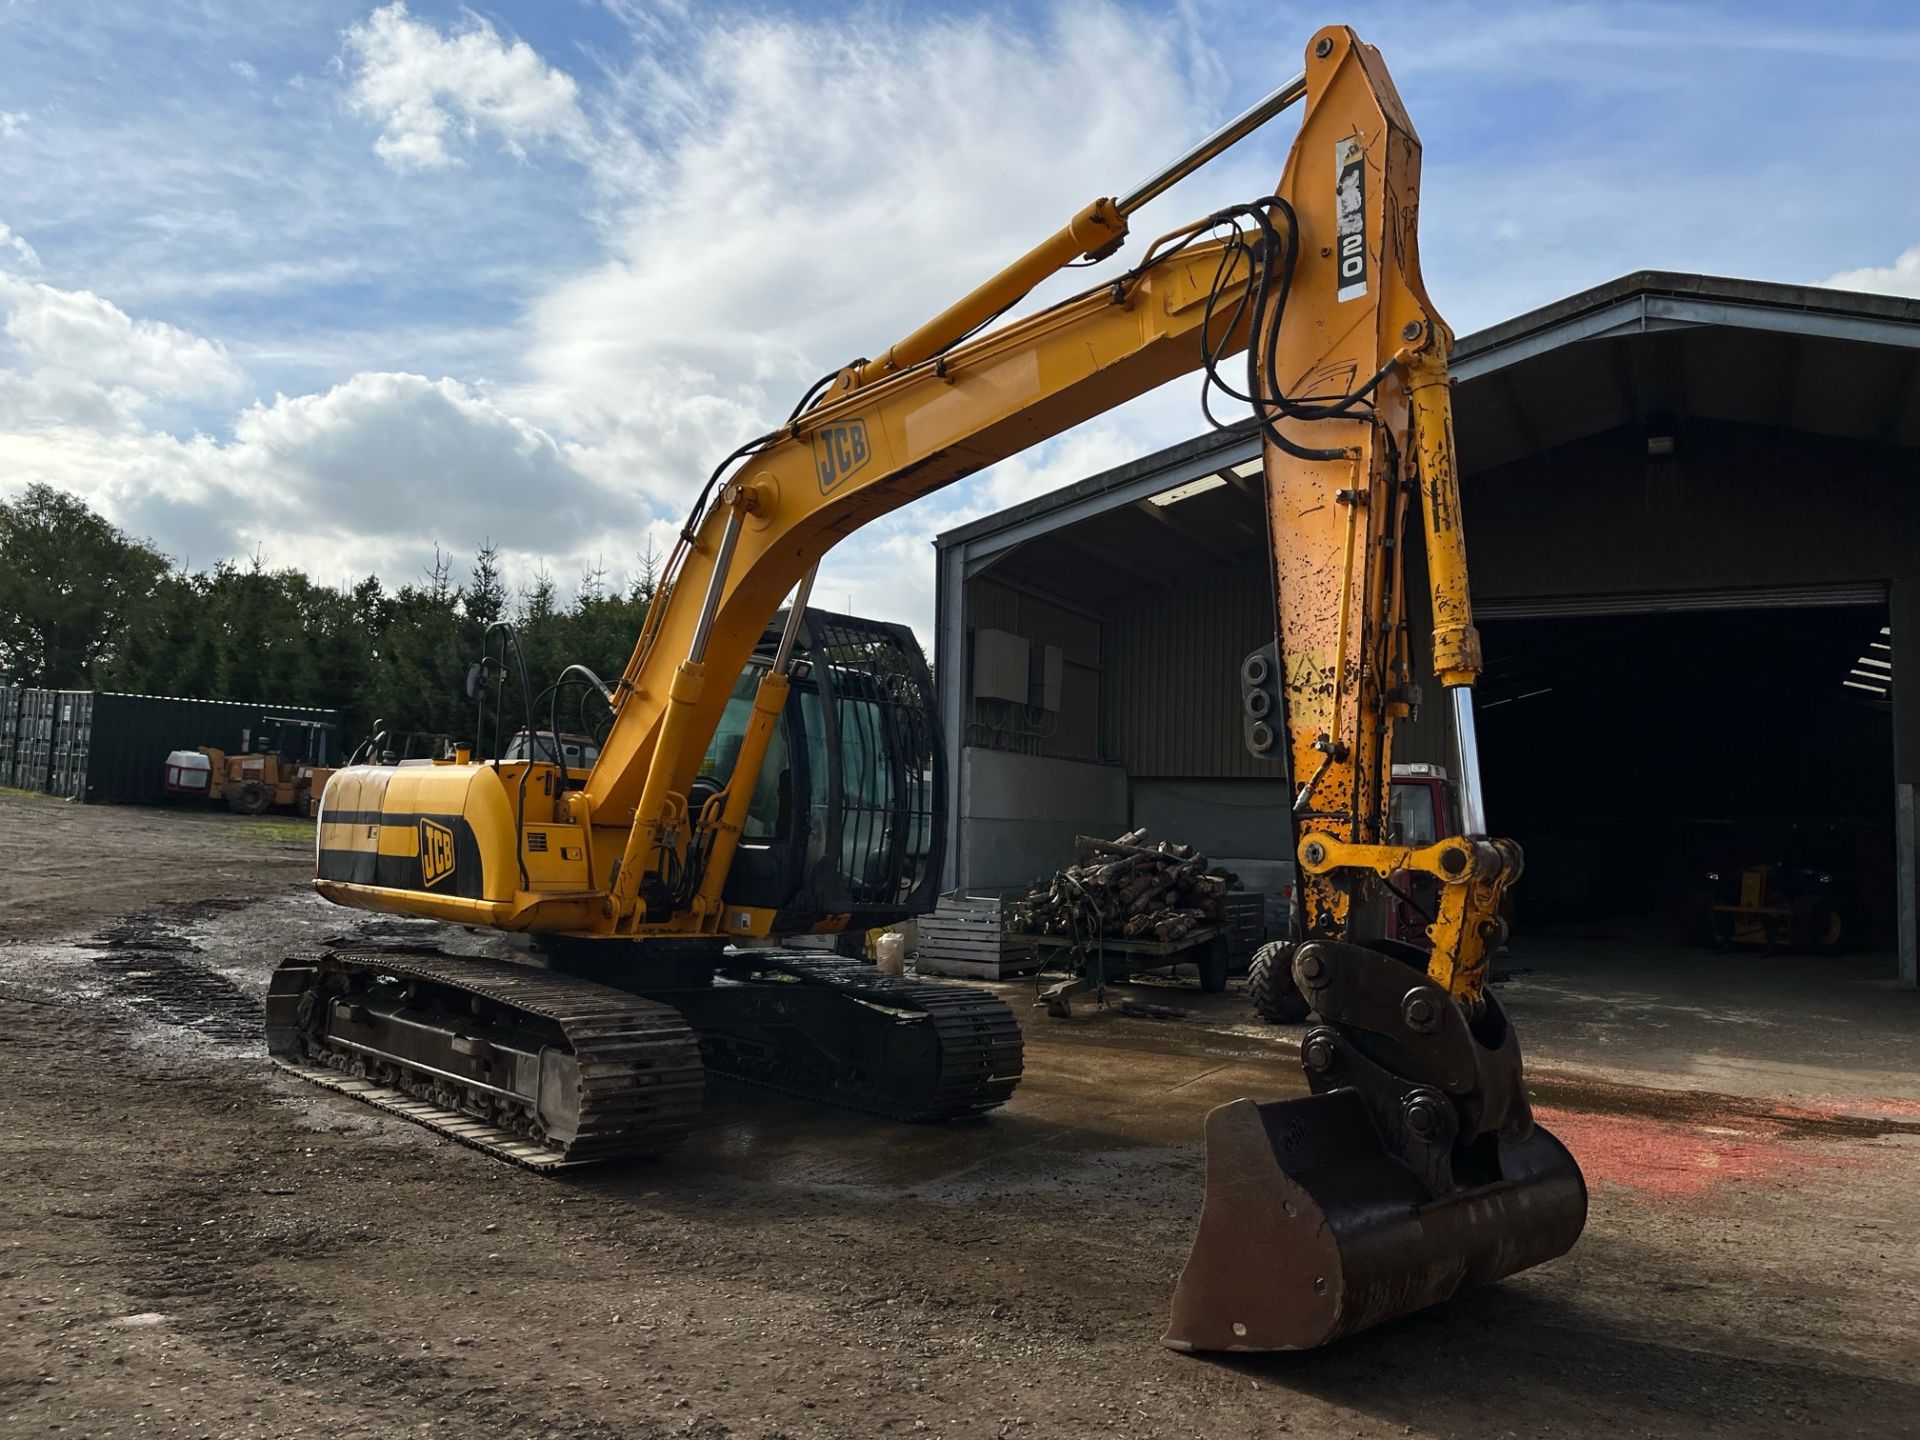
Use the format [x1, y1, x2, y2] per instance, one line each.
[1163, 1091, 1585, 1350]
[1163, 942, 1587, 1351]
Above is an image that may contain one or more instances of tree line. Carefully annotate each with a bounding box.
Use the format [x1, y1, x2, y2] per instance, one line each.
[0, 483, 655, 749]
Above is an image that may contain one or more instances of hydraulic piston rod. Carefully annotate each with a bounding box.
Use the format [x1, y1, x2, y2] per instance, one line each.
[1450, 686, 1490, 839]
[1117, 72, 1308, 215]
[689, 507, 745, 666]
[770, 566, 818, 676]
[843, 71, 1307, 394]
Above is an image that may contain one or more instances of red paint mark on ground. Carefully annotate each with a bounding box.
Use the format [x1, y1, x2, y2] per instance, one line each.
[1534, 1104, 1863, 1202]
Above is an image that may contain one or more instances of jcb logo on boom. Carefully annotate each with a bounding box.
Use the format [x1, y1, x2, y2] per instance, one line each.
[813, 420, 871, 494]
[419, 818, 456, 889]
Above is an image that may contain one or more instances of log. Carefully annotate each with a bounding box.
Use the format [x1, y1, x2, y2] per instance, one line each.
[1005, 827, 1237, 947]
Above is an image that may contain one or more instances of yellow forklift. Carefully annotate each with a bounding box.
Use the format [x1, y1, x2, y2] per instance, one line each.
[164, 715, 338, 816]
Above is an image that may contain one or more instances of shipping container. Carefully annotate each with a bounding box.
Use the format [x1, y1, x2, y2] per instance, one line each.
[0, 688, 340, 804]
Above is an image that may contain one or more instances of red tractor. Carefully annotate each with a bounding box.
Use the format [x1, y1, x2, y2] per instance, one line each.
[1248, 764, 1463, 1023]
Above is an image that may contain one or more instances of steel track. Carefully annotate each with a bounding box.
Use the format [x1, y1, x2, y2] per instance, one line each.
[696, 953, 1025, 1121]
[267, 952, 704, 1172]
[268, 949, 1024, 1172]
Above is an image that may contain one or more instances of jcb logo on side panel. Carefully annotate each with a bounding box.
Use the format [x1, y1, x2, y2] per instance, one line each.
[813, 420, 871, 494]
[419, 818, 456, 889]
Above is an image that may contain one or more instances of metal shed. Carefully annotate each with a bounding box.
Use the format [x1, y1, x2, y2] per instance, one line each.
[934, 272, 1920, 987]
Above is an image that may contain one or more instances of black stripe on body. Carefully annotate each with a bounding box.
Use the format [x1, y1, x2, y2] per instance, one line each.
[316, 813, 487, 900]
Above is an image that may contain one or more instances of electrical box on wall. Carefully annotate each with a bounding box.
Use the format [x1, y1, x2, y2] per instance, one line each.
[972, 629, 1031, 704]
[1031, 643, 1063, 712]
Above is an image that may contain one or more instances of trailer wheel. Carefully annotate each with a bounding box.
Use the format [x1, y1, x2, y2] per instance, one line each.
[1195, 935, 1231, 994]
[226, 779, 270, 816]
[1248, 941, 1309, 1023]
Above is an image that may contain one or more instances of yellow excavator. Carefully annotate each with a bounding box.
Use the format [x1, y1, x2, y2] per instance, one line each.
[271, 24, 1585, 1351]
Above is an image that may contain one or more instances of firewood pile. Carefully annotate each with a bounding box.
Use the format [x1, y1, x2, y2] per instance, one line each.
[1006, 829, 1232, 945]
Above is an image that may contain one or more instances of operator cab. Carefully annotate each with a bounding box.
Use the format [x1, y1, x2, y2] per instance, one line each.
[257, 715, 337, 767]
[695, 608, 943, 930]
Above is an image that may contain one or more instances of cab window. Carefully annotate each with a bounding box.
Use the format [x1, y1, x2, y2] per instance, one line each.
[699, 670, 792, 841]
[1389, 781, 1440, 849]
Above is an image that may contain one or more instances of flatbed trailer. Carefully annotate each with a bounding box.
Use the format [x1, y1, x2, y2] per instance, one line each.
[1025, 925, 1230, 1017]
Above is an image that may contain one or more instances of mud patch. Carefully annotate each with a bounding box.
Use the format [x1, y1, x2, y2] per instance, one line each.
[105, 1181, 643, 1438]
[79, 901, 266, 1047]
[1530, 1073, 1920, 1143]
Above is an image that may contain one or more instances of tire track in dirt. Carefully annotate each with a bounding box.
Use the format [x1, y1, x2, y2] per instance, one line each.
[81, 901, 266, 1046]
[95, 1109, 673, 1436]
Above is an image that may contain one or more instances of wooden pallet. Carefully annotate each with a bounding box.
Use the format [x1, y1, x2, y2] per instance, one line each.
[913, 895, 1041, 980]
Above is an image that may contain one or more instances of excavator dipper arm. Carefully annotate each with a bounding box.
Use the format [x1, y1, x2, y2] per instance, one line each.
[1162, 26, 1586, 1353]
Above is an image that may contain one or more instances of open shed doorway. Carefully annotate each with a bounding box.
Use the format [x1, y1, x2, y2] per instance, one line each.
[1473, 603, 1896, 962]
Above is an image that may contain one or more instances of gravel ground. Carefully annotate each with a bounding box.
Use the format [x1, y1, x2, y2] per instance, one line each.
[2, 788, 1917, 1439]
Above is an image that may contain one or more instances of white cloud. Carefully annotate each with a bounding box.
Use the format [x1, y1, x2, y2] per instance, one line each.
[0, 275, 244, 404]
[230, 60, 258, 81]
[509, 4, 1223, 639]
[0, 221, 37, 269]
[0, 242, 609, 599]
[129, 254, 372, 303]
[342, 2, 599, 172]
[227, 371, 600, 539]
[5, 2, 1233, 620]
[1823, 245, 1920, 299]
[0, 367, 607, 592]
[0, 110, 24, 140]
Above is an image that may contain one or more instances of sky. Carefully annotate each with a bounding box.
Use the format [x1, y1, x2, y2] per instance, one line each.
[1, 0, 1917, 646]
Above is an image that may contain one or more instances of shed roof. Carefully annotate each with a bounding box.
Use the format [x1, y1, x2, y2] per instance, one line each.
[936, 272, 1920, 603]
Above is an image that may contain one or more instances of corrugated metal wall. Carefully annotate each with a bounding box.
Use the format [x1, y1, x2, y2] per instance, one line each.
[961, 545, 1459, 801]
[0, 687, 89, 796]
[1107, 561, 1289, 780]
[960, 576, 1105, 762]
[1103, 550, 1455, 781]
[0, 684, 21, 788]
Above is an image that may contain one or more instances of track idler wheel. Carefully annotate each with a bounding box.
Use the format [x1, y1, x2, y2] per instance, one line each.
[1164, 940, 1587, 1351]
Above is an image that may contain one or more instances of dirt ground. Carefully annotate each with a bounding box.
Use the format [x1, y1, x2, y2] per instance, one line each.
[2, 790, 1918, 1440]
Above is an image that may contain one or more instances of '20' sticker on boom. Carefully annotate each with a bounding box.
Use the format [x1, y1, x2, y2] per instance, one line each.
[1334, 136, 1368, 303]
[813, 419, 872, 494]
